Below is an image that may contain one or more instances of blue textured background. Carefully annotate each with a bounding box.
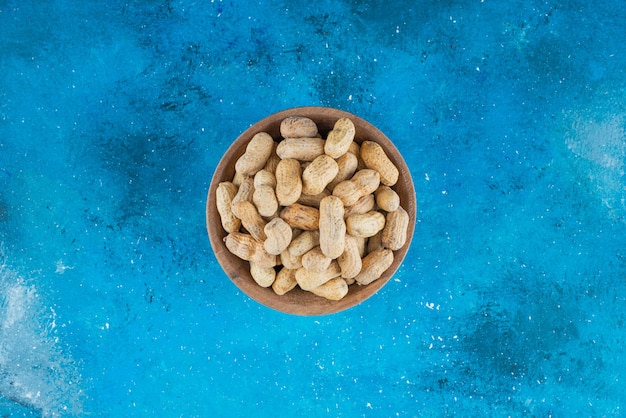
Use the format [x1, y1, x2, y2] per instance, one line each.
[1, 0, 625, 416]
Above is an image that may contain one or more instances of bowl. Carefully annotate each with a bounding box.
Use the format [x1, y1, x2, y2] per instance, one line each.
[207, 106, 416, 315]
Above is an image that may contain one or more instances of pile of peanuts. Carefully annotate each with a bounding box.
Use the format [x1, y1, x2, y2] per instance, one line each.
[216, 116, 409, 301]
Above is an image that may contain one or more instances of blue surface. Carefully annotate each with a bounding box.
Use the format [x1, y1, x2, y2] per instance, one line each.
[1, 0, 625, 416]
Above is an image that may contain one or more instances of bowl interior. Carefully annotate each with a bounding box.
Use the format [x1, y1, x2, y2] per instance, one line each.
[207, 106, 416, 315]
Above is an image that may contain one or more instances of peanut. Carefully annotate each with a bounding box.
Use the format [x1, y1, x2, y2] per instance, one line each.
[352, 168, 381, 195]
[332, 181, 361, 207]
[253, 169, 276, 188]
[382, 206, 409, 250]
[235, 132, 275, 176]
[302, 154, 339, 196]
[288, 230, 320, 257]
[232, 171, 247, 187]
[301, 246, 332, 273]
[324, 117, 355, 158]
[263, 141, 280, 174]
[216, 182, 241, 233]
[253, 170, 279, 217]
[355, 248, 394, 285]
[280, 247, 302, 269]
[275, 158, 302, 206]
[235, 200, 267, 242]
[276, 137, 325, 161]
[318, 196, 346, 259]
[337, 234, 362, 279]
[348, 141, 360, 156]
[280, 116, 318, 138]
[309, 277, 349, 301]
[231, 177, 254, 219]
[332, 169, 380, 206]
[367, 230, 384, 254]
[272, 267, 298, 295]
[224, 232, 276, 268]
[263, 217, 293, 255]
[280, 203, 320, 231]
[355, 235, 367, 257]
[297, 189, 331, 208]
[328, 151, 358, 190]
[346, 211, 386, 238]
[295, 261, 341, 291]
[374, 185, 400, 212]
[344, 193, 376, 218]
[250, 262, 276, 287]
[360, 140, 399, 186]
[348, 142, 366, 170]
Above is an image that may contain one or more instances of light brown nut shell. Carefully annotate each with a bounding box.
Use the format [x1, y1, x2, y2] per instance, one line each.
[318, 195, 346, 259]
[295, 261, 341, 291]
[216, 182, 241, 233]
[235, 132, 275, 176]
[324, 117, 355, 159]
[276, 137, 325, 161]
[360, 140, 399, 186]
[275, 158, 302, 206]
[250, 262, 276, 288]
[309, 277, 349, 301]
[280, 203, 320, 231]
[355, 249, 394, 286]
[280, 116, 319, 138]
[272, 267, 298, 295]
[382, 206, 409, 251]
[264, 217, 293, 255]
[338, 235, 362, 280]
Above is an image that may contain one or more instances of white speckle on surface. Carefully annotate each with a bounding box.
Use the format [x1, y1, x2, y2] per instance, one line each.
[55, 259, 74, 274]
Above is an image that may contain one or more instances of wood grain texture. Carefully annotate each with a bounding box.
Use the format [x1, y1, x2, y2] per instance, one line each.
[207, 106, 416, 316]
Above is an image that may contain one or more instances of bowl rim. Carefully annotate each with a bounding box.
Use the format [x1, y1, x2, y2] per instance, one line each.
[207, 106, 416, 315]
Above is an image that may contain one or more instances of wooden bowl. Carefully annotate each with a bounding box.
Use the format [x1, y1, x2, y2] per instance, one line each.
[207, 107, 416, 315]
